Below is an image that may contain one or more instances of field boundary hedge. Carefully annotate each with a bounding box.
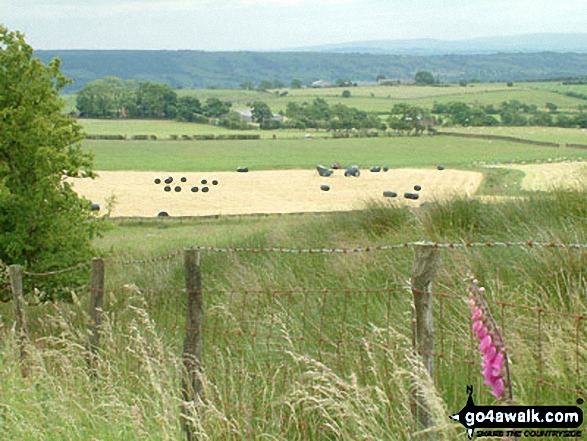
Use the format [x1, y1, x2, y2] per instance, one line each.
[84, 134, 261, 141]
[565, 143, 587, 149]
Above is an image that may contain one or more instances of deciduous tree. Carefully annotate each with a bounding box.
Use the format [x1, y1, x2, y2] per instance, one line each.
[0, 26, 101, 298]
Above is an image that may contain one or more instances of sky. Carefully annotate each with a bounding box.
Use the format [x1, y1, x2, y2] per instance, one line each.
[3, 0, 587, 51]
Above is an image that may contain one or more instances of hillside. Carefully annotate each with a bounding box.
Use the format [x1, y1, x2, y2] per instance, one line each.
[35, 50, 587, 91]
[285, 33, 587, 55]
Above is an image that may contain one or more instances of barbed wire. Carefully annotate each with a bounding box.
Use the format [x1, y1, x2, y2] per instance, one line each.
[192, 241, 587, 254]
[104, 249, 183, 266]
[21, 262, 90, 277]
[10, 240, 587, 279]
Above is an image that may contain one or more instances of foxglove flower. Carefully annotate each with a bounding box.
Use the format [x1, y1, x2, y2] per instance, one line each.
[468, 279, 512, 402]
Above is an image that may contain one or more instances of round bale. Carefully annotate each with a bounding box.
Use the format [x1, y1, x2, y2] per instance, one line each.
[174, 186, 182, 192]
[164, 176, 173, 184]
[383, 166, 389, 172]
[382, 191, 397, 198]
[317, 165, 333, 177]
[437, 165, 445, 170]
[154, 178, 161, 184]
[164, 186, 171, 192]
[181, 177, 187, 182]
[202, 186, 209, 193]
[345, 166, 360, 177]
[90, 203, 100, 211]
[414, 185, 422, 191]
[404, 192, 420, 200]
[191, 186, 199, 192]
[157, 211, 169, 217]
[212, 180, 219, 185]
[201, 179, 208, 185]
[237, 167, 249, 172]
[320, 184, 330, 191]
[369, 166, 381, 172]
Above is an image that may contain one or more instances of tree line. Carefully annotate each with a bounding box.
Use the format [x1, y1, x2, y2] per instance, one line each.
[431, 99, 587, 128]
[76, 77, 233, 122]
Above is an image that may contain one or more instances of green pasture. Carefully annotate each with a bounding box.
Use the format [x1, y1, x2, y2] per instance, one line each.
[527, 81, 587, 96]
[84, 136, 585, 172]
[441, 125, 587, 145]
[191, 83, 586, 113]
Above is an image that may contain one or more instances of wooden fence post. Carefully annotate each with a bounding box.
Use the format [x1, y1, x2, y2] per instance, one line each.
[181, 248, 203, 441]
[411, 243, 441, 439]
[9, 264, 29, 378]
[87, 257, 105, 373]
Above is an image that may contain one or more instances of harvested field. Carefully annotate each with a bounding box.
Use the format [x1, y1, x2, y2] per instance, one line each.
[70, 168, 483, 217]
[502, 162, 587, 191]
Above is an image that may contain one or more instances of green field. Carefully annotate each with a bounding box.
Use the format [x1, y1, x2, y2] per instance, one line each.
[84, 136, 585, 172]
[442, 125, 587, 145]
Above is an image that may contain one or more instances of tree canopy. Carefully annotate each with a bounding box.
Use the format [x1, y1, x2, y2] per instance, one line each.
[0, 26, 101, 299]
[414, 71, 435, 85]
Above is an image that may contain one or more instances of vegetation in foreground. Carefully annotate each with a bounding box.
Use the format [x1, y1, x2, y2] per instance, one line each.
[0, 26, 102, 298]
[1, 189, 585, 440]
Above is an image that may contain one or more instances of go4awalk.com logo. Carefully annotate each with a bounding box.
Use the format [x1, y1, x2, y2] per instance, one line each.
[450, 386, 584, 439]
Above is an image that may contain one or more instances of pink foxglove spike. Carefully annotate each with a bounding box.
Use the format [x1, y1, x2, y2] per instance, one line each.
[468, 277, 513, 404]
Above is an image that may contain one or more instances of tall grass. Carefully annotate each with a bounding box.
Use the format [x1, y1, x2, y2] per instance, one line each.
[1, 189, 585, 439]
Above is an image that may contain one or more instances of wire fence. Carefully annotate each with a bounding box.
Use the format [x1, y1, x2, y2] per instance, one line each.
[4, 240, 587, 279]
[2, 241, 586, 439]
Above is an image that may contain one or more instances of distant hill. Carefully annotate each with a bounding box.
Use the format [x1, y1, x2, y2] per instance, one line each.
[35, 50, 587, 92]
[284, 33, 587, 55]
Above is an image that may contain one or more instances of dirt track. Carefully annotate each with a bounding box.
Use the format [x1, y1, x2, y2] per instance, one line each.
[69, 168, 483, 217]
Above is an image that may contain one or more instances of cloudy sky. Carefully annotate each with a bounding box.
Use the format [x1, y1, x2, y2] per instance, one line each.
[3, 0, 587, 51]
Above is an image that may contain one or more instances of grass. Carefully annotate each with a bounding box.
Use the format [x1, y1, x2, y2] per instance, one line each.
[442, 125, 587, 145]
[84, 136, 586, 172]
[1, 189, 585, 439]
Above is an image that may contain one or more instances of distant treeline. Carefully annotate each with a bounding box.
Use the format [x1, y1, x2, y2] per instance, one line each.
[34, 49, 587, 91]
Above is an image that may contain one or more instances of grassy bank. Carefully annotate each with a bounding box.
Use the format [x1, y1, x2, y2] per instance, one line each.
[1, 189, 585, 439]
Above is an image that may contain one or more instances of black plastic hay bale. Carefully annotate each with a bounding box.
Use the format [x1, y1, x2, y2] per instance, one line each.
[164, 186, 171, 192]
[174, 186, 182, 192]
[369, 166, 381, 172]
[212, 180, 218, 185]
[191, 186, 199, 192]
[344, 166, 360, 177]
[382, 191, 397, 198]
[164, 176, 173, 184]
[154, 178, 161, 184]
[317, 165, 333, 177]
[320, 184, 330, 191]
[237, 167, 249, 172]
[202, 186, 209, 193]
[181, 177, 187, 182]
[332, 163, 341, 169]
[201, 179, 207, 185]
[157, 211, 169, 217]
[437, 165, 445, 170]
[90, 203, 100, 211]
[383, 166, 389, 172]
[404, 192, 420, 200]
[414, 185, 422, 191]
